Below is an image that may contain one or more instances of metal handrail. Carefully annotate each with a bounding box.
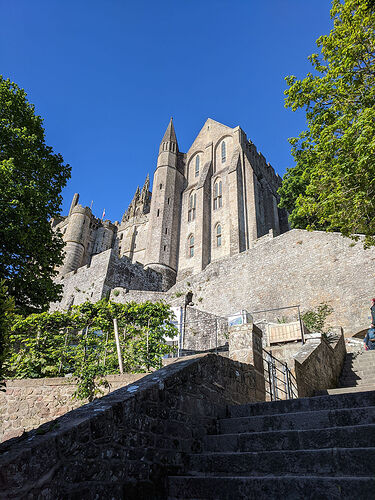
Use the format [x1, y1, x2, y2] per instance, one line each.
[262, 347, 298, 401]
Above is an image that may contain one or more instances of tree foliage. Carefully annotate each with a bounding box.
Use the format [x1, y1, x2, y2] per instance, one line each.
[279, 0, 375, 246]
[0, 76, 71, 314]
[0, 280, 15, 390]
[3, 300, 177, 401]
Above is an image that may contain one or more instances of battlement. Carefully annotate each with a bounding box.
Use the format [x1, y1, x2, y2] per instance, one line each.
[245, 140, 281, 193]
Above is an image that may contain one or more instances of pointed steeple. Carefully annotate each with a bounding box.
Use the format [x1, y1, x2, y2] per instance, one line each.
[141, 174, 150, 195]
[159, 117, 178, 154]
[133, 186, 140, 200]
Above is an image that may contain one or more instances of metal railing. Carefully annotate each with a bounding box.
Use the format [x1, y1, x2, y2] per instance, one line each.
[251, 305, 305, 344]
[262, 348, 298, 401]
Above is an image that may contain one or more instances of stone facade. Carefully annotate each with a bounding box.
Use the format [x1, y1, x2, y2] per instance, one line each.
[53, 118, 287, 297]
[52, 119, 375, 339]
[167, 229, 375, 336]
[50, 249, 163, 310]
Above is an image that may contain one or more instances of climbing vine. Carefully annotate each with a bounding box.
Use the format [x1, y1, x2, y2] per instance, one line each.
[3, 300, 177, 401]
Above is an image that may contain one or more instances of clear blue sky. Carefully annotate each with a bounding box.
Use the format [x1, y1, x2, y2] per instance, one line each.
[1, 0, 333, 222]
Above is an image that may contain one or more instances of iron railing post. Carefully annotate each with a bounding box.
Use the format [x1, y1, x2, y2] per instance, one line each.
[285, 362, 291, 399]
[297, 305, 305, 344]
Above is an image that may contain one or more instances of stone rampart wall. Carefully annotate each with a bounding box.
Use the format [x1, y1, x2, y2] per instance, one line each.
[0, 354, 261, 499]
[172, 229, 375, 336]
[0, 374, 145, 443]
[52, 250, 163, 311]
[51, 249, 114, 310]
[294, 333, 347, 397]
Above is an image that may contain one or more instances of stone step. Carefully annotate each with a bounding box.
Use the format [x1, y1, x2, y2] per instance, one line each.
[340, 379, 375, 388]
[328, 385, 375, 395]
[168, 475, 375, 500]
[220, 406, 375, 434]
[204, 424, 375, 453]
[342, 367, 375, 374]
[227, 390, 375, 418]
[340, 372, 375, 380]
[187, 448, 375, 477]
[342, 362, 375, 368]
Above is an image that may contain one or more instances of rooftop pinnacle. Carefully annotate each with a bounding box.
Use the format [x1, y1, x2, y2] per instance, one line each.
[161, 117, 178, 148]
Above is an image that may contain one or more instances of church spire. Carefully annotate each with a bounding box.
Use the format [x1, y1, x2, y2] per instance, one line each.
[159, 117, 178, 154]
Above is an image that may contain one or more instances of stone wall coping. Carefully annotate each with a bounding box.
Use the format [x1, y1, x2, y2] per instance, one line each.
[294, 333, 344, 366]
[3, 373, 146, 388]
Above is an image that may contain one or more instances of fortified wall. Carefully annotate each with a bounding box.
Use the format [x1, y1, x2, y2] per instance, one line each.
[51, 249, 163, 311]
[110, 229, 375, 338]
[169, 229, 375, 336]
[51, 119, 375, 339]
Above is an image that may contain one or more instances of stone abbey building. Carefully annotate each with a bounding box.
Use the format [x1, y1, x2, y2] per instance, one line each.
[53, 118, 288, 288]
[52, 118, 375, 336]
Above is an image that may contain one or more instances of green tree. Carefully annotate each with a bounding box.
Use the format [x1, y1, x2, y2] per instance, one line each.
[0, 280, 15, 390]
[279, 0, 375, 247]
[0, 76, 71, 314]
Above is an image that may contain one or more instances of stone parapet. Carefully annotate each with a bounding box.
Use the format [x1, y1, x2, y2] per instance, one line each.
[0, 354, 262, 498]
[0, 374, 145, 443]
[294, 332, 347, 397]
[228, 323, 265, 400]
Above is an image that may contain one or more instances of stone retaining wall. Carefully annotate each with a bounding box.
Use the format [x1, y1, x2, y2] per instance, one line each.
[0, 354, 261, 499]
[0, 374, 145, 443]
[170, 229, 375, 336]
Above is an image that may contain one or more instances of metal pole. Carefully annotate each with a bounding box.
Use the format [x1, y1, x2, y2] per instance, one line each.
[146, 320, 149, 371]
[297, 306, 305, 344]
[285, 362, 291, 399]
[58, 329, 68, 375]
[182, 303, 186, 357]
[103, 331, 109, 366]
[83, 326, 88, 362]
[113, 318, 124, 374]
[215, 318, 218, 355]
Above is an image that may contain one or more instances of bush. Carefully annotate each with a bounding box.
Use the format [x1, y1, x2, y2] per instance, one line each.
[302, 303, 333, 336]
[3, 299, 177, 401]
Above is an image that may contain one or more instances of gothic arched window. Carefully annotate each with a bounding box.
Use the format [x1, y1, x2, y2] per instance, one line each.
[221, 141, 226, 163]
[189, 235, 194, 257]
[213, 179, 223, 210]
[216, 224, 222, 247]
[188, 192, 196, 221]
[195, 155, 200, 177]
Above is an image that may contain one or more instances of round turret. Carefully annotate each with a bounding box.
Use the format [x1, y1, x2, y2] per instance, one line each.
[60, 205, 91, 274]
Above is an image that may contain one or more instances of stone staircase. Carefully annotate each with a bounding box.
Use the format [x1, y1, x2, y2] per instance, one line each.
[327, 350, 375, 395]
[168, 390, 375, 499]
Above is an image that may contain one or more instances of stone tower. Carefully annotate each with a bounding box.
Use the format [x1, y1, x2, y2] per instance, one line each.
[59, 193, 91, 274]
[144, 118, 184, 289]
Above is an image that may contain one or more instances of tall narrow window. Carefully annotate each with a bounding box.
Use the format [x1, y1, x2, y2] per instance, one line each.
[216, 224, 222, 247]
[213, 179, 223, 210]
[221, 141, 226, 163]
[189, 235, 194, 257]
[188, 192, 196, 221]
[195, 155, 200, 177]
